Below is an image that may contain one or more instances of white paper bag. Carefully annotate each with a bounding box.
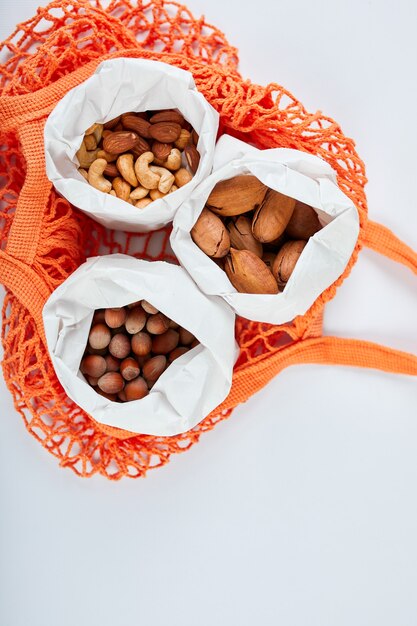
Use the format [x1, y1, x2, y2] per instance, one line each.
[44, 58, 219, 232]
[171, 135, 360, 324]
[42, 255, 237, 436]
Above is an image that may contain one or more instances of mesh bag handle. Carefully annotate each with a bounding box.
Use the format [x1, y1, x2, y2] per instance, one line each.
[216, 219, 417, 413]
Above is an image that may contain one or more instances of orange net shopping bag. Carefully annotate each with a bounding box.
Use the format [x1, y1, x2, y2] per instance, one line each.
[0, 0, 416, 479]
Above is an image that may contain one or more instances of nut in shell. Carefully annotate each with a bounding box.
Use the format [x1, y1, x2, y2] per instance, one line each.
[224, 248, 279, 294]
[191, 208, 230, 258]
[252, 189, 296, 243]
[227, 216, 263, 258]
[285, 201, 322, 239]
[272, 240, 306, 289]
[207, 175, 268, 217]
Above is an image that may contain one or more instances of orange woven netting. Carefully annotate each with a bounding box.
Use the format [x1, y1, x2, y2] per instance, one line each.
[2, 0, 405, 479]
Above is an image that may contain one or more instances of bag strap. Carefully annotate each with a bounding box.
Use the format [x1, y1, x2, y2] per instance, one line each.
[217, 220, 417, 413]
[363, 220, 417, 275]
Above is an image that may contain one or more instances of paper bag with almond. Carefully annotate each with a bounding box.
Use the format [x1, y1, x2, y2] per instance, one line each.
[44, 58, 218, 232]
[171, 135, 360, 324]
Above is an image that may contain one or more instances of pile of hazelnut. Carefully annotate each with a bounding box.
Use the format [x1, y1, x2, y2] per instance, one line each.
[190, 175, 323, 294]
[80, 301, 199, 402]
[76, 108, 200, 207]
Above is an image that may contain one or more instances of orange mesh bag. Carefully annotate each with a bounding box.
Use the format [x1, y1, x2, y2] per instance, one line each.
[0, 0, 416, 479]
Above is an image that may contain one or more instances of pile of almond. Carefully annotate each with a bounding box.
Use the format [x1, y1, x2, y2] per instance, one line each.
[191, 175, 323, 294]
[80, 301, 199, 402]
[76, 109, 200, 208]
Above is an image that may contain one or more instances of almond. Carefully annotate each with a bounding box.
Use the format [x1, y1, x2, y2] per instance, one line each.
[191, 208, 230, 258]
[121, 113, 151, 138]
[272, 240, 306, 289]
[252, 189, 296, 243]
[184, 144, 200, 174]
[149, 122, 182, 143]
[130, 137, 151, 158]
[207, 175, 268, 217]
[152, 141, 172, 161]
[227, 216, 263, 258]
[104, 162, 119, 178]
[97, 372, 124, 394]
[103, 131, 139, 155]
[149, 110, 185, 125]
[224, 248, 279, 294]
[103, 115, 121, 130]
[285, 201, 322, 239]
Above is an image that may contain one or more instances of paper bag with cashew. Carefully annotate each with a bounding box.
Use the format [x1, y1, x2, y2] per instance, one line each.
[44, 58, 219, 232]
[42, 255, 237, 437]
[171, 135, 360, 324]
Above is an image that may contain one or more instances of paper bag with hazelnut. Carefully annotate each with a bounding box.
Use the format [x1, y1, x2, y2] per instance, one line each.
[171, 135, 360, 324]
[42, 255, 237, 436]
[44, 58, 218, 232]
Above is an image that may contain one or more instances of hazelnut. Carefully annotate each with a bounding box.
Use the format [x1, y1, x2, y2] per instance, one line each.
[109, 333, 131, 359]
[120, 357, 140, 381]
[80, 354, 107, 378]
[125, 377, 149, 401]
[131, 331, 152, 356]
[169, 346, 189, 362]
[146, 313, 170, 335]
[141, 300, 159, 315]
[104, 307, 127, 328]
[125, 306, 147, 334]
[142, 355, 167, 382]
[97, 372, 124, 394]
[88, 323, 111, 350]
[179, 328, 195, 345]
[152, 329, 179, 355]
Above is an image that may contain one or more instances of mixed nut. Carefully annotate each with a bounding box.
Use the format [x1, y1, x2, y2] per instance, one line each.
[80, 301, 199, 402]
[190, 175, 323, 293]
[76, 109, 200, 208]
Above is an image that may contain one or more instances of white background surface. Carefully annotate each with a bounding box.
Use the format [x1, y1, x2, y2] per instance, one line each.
[0, 1, 416, 625]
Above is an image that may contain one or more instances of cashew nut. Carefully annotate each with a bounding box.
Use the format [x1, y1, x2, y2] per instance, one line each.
[169, 184, 178, 194]
[109, 190, 117, 196]
[87, 159, 112, 193]
[150, 188, 166, 200]
[135, 198, 153, 209]
[112, 177, 131, 201]
[149, 165, 175, 194]
[85, 122, 102, 135]
[76, 141, 98, 168]
[97, 149, 117, 162]
[175, 129, 191, 150]
[78, 168, 88, 181]
[129, 186, 149, 201]
[117, 154, 138, 187]
[93, 124, 103, 145]
[134, 152, 159, 190]
[154, 148, 182, 171]
[174, 168, 192, 188]
[84, 133, 97, 151]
